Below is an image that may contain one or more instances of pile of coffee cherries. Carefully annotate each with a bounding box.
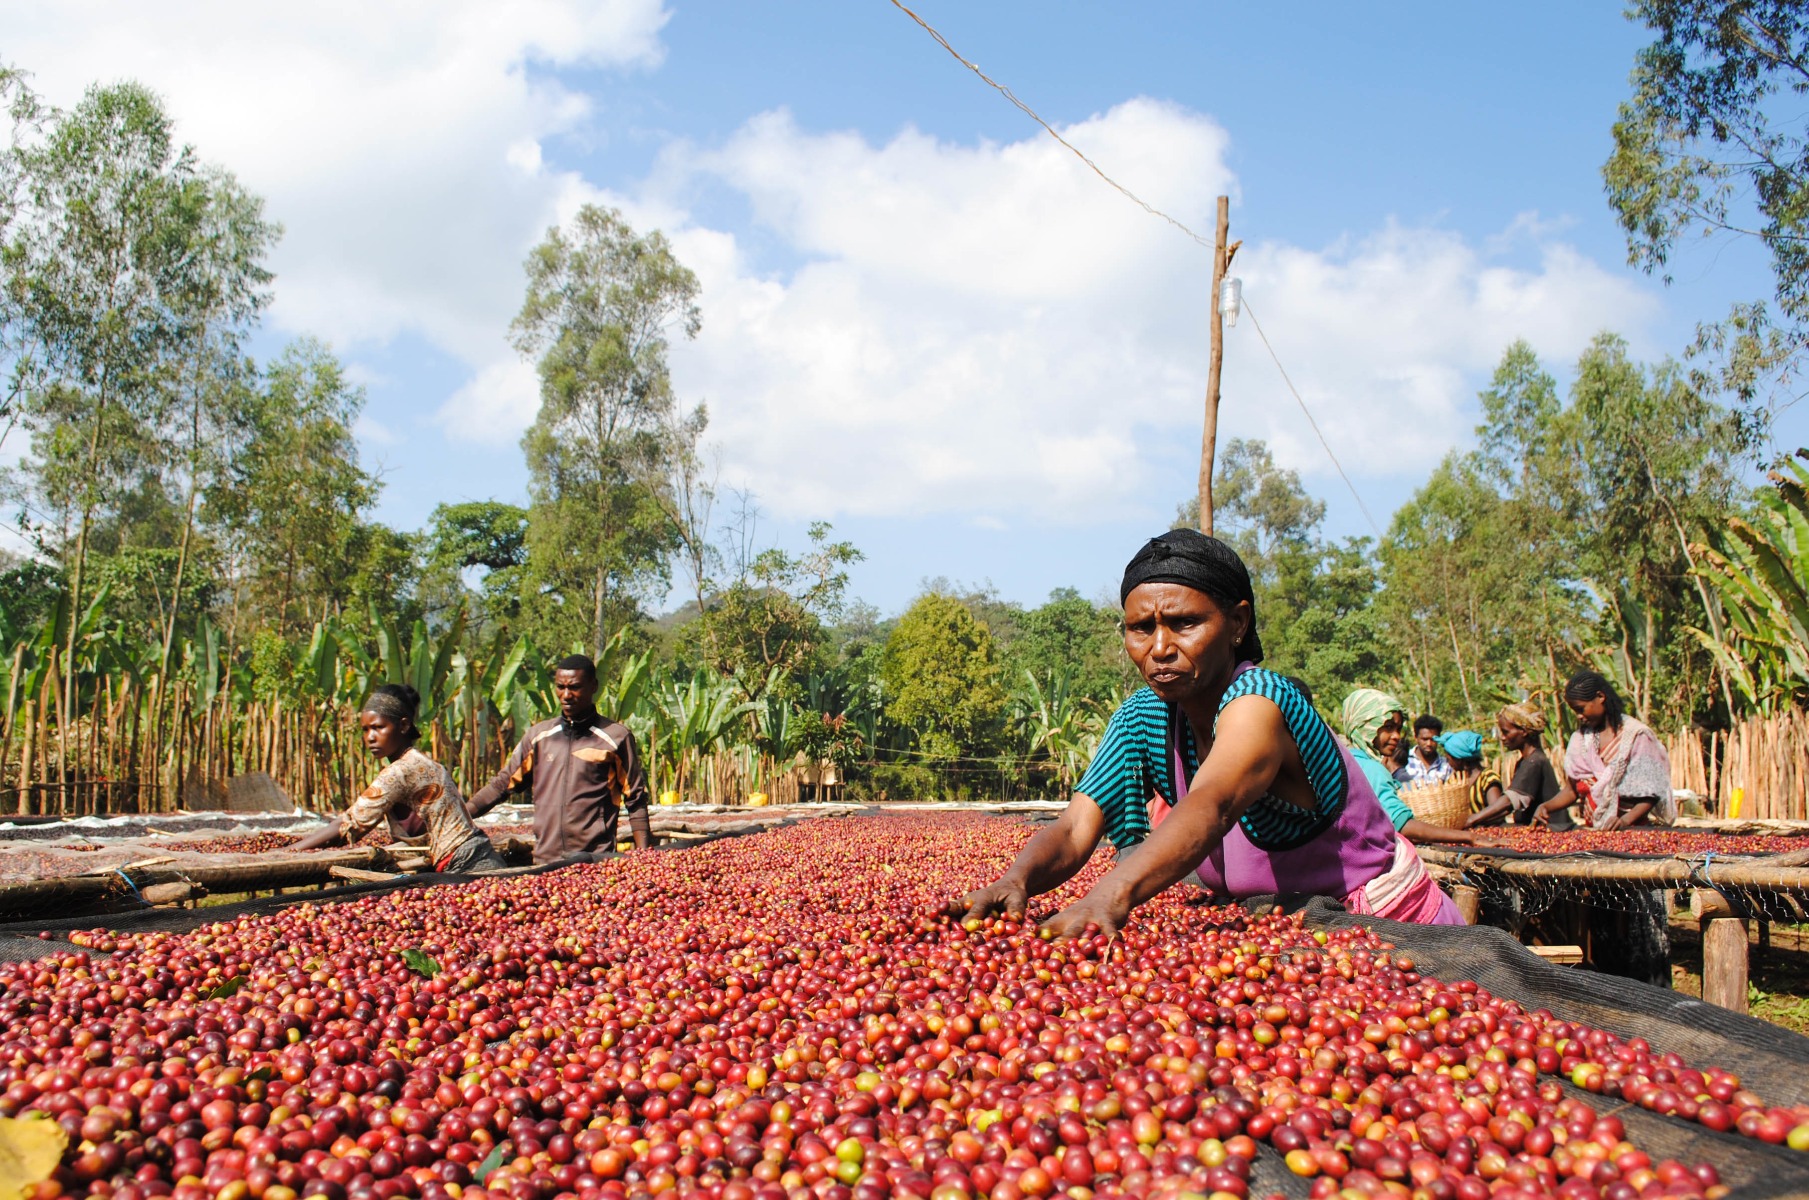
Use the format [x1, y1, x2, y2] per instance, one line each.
[1, 814, 1804, 1200]
[1472, 828, 1801, 858]
[164, 835, 304, 856]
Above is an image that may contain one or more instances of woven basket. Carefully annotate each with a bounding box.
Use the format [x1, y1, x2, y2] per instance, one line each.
[1399, 774, 1472, 829]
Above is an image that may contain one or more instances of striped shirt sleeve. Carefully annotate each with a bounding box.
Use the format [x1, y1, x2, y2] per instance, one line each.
[1075, 689, 1165, 851]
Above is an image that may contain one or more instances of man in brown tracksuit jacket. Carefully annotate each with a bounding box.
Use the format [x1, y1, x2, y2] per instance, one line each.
[466, 654, 653, 862]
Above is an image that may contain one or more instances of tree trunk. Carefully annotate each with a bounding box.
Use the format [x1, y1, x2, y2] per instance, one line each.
[152, 391, 205, 799]
[594, 564, 607, 658]
[61, 391, 111, 789]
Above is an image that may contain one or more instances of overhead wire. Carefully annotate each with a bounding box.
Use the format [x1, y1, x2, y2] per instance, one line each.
[885, 0, 1212, 249]
[1240, 299, 1385, 541]
[886, 1, 1387, 537]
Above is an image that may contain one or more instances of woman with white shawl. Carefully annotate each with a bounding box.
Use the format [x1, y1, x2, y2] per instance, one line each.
[1532, 670, 1674, 985]
[1533, 671, 1675, 830]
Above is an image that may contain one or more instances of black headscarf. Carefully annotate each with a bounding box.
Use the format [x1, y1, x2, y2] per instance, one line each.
[1119, 529, 1264, 663]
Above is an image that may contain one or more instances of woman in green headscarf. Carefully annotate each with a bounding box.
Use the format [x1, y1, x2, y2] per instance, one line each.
[1338, 688, 1474, 845]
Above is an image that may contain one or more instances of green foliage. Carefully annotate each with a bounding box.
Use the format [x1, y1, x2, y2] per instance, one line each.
[5, 78, 277, 732]
[1005, 588, 1132, 710]
[1567, 334, 1747, 721]
[1692, 450, 1809, 712]
[1378, 456, 1537, 721]
[881, 591, 1006, 761]
[418, 501, 530, 631]
[511, 204, 702, 653]
[205, 340, 384, 631]
[686, 521, 864, 690]
[1606, 1, 1809, 409]
[400, 949, 441, 978]
[203, 975, 246, 1000]
[1010, 667, 1104, 792]
[0, 554, 58, 643]
[1379, 336, 1746, 729]
[1179, 439, 1388, 713]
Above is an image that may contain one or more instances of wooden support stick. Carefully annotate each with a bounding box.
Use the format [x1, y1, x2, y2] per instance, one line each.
[0, 847, 390, 919]
[1701, 913, 1750, 1013]
[1690, 888, 1740, 920]
[1418, 846, 1809, 891]
[1199, 195, 1230, 536]
[329, 866, 400, 884]
[139, 881, 206, 906]
[1451, 885, 1481, 925]
[1530, 945, 1583, 964]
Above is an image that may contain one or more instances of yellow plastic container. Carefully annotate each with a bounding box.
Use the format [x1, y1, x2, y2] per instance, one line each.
[747, 792, 769, 808]
[658, 790, 681, 806]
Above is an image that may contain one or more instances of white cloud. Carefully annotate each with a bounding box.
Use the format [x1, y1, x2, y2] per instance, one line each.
[353, 414, 398, 447]
[1225, 228, 1662, 481]
[620, 103, 1658, 524]
[1, 13, 1660, 529]
[5, 0, 670, 362]
[440, 359, 540, 443]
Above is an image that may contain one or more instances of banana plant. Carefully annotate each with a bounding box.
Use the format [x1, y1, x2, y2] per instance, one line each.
[652, 668, 759, 796]
[1690, 450, 1809, 713]
[594, 629, 654, 723]
[1012, 667, 1105, 792]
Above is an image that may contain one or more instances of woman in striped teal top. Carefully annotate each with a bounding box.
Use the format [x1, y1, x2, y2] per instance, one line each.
[949, 529, 1462, 934]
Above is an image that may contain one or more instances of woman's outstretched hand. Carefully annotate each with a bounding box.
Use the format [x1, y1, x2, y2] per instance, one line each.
[944, 878, 1029, 923]
[1041, 885, 1131, 940]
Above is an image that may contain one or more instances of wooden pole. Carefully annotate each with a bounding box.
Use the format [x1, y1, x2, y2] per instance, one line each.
[1199, 195, 1230, 537]
[1451, 884, 1481, 925]
[1693, 889, 1749, 1013]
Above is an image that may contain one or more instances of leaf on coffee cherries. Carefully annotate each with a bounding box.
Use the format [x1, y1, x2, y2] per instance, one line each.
[475, 1143, 510, 1184]
[0, 1115, 67, 1200]
[402, 948, 442, 978]
[205, 974, 246, 999]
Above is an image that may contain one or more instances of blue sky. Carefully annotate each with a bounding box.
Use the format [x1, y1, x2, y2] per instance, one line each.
[8, 2, 1789, 615]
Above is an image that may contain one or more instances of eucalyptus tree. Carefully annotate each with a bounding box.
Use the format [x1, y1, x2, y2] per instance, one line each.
[206, 340, 381, 634]
[6, 82, 270, 749]
[1606, 1, 1809, 416]
[510, 204, 702, 654]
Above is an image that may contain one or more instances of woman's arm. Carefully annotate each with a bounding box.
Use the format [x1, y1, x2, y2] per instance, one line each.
[292, 816, 347, 852]
[1041, 697, 1285, 937]
[1365, 767, 1471, 843]
[946, 794, 1106, 921]
[1531, 780, 1577, 827]
[1613, 800, 1654, 829]
[309, 768, 398, 851]
[1402, 818, 1475, 845]
[1466, 791, 1512, 828]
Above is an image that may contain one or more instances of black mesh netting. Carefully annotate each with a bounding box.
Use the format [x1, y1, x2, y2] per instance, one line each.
[2, 813, 1807, 1196]
[1428, 846, 1809, 928]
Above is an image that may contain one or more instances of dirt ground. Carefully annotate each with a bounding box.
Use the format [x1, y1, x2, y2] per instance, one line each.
[1670, 916, 1809, 1036]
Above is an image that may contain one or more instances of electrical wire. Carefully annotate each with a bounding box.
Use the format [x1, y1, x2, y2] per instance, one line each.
[1239, 298, 1385, 541]
[887, 2, 1387, 543]
[886, 0, 1213, 250]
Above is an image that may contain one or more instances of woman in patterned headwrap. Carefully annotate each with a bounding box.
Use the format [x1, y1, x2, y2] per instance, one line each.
[294, 684, 508, 873]
[948, 530, 1464, 935]
[1337, 689, 1476, 846]
[1467, 702, 1564, 828]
